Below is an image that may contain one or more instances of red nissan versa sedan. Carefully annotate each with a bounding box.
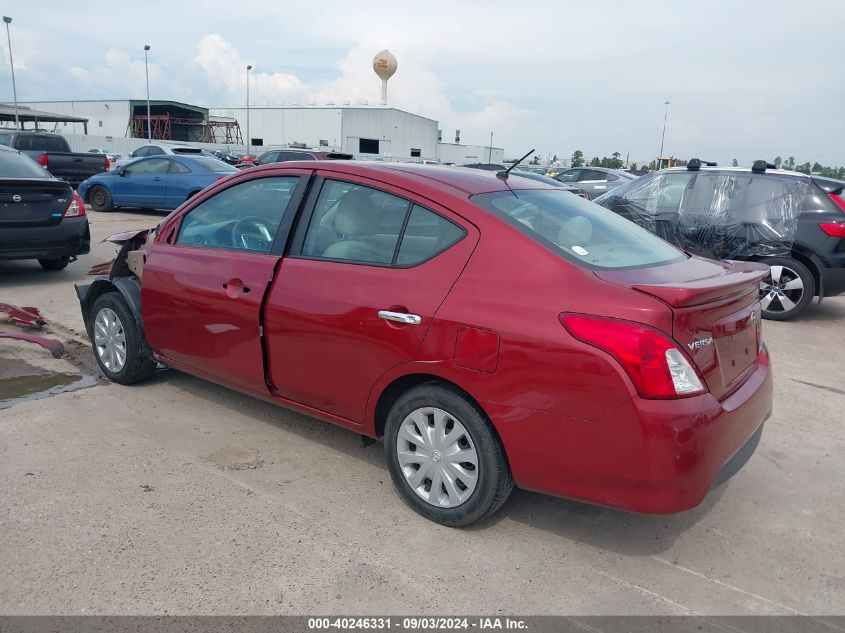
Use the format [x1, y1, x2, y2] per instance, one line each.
[76, 162, 773, 526]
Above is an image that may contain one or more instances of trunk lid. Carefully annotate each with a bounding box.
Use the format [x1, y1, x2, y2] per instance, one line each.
[0, 179, 74, 226]
[596, 256, 768, 400]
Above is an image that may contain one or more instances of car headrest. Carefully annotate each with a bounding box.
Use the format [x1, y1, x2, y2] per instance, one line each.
[334, 189, 381, 237]
[557, 216, 592, 248]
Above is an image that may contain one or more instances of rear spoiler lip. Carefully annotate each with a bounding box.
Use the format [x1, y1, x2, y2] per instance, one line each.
[630, 263, 768, 308]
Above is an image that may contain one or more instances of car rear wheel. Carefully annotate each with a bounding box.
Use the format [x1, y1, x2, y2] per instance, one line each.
[89, 185, 114, 212]
[759, 257, 814, 321]
[384, 383, 513, 527]
[90, 293, 156, 385]
[38, 257, 70, 271]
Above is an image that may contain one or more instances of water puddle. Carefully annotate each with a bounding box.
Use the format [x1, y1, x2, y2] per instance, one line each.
[0, 365, 97, 410]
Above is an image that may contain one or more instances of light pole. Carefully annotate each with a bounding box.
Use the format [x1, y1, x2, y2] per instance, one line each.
[144, 45, 151, 142]
[3, 16, 19, 130]
[488, 131, 493, 163]
[245, 64, 252, 154]
[658, 100, 670, 170]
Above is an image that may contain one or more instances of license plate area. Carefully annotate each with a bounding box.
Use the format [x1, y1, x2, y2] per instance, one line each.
[713, 305, 759, 389]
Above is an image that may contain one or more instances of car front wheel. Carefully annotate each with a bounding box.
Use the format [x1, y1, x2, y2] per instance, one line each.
[384, 383, 513, 527]
[90, 293, 156, 385]
[759, 257, 814, 321]
[89, 185, 114, 212]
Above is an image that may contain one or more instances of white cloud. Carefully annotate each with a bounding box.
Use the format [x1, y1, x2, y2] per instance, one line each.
[190, 34, 528, 148]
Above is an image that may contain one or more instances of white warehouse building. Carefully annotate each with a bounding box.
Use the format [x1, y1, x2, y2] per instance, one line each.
[17, 99, 504, 165]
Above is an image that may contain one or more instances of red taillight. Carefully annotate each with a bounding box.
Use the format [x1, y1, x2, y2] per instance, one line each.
[819, 222, 845, 238]
[37, 153, 49, 167]
[560, 314, 706, 399]
[63, 192, 86, 218]
[104, 156, 110, 170]
[829, 193, 845, 213]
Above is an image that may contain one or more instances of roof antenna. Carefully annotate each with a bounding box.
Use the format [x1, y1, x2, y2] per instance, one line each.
[497, 149, 535, 180]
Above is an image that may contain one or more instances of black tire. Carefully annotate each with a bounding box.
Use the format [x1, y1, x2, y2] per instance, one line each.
[759, 256, 815, 321]
[89, 292, 156, 385]
[89, 185, 114, 212]
[384, 382, 513, 527]
[38, 257, 70, 271]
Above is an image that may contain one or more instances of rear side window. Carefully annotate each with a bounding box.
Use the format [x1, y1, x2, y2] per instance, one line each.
[0, 133, 11, 146]
[0, 150, 51, 178]
[302, 181, 408, 264]
[300, 180, 465, 267]
[396, 205, 465, 266]
[472, 189, 685, 270]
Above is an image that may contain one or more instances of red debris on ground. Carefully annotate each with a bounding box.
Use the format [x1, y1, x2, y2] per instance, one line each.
[0, 303, 46, 329]
[0, 331, 65, 358]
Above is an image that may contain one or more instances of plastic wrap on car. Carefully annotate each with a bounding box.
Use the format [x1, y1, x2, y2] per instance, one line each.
[616, 172, 806, 260]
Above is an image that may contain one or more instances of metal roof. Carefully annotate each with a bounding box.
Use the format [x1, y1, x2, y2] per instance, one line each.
[0, 104, 88, 123]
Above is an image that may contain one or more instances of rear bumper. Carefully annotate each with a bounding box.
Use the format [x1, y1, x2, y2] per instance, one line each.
[489, 347, 772, 514]
[0, 217, 90, 261]
[820, 259, 845, 297]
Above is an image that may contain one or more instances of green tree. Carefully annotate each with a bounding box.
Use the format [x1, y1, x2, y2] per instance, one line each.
[611, 151, 623, 169]
[647, 160, 657, 171]
[589, 156, 601, 167]
[731, 158, 739, 167]
[787, 156, 796, 170]
[630, 163, 638, 170]
[773, 156, 782, 169]
[551, 154, 558, 163]
[795, 162, 812, 174]
[530, 155, 541, 165]
[571, 150, 585, 167]
[812, 162, 823, 174]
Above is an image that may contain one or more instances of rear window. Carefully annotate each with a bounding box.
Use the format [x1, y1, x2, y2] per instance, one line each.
[170, 147, 203, 154]
[186, 156, 238, 172]
[0, 150, 52, 178]
[13, 135, 68, 152]
[471, 189, 685, 270]
[0, 132, 11, 146]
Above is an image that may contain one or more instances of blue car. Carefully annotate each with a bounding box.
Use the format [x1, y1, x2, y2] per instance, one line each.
[78, 154, 238, 212]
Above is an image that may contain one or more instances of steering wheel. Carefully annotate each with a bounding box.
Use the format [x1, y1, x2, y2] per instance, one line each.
[232, 216, 274, 251]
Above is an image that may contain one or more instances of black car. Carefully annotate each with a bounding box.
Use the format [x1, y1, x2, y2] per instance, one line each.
[0, 145, 90, 271]
[593, 159, 845, 320]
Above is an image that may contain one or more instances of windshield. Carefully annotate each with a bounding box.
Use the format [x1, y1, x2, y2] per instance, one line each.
[471, 189, 685, 270]
[186, 156, 238, 172]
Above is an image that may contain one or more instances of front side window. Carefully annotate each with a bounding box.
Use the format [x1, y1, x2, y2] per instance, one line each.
[125, 158, 171, 175]
[471, 189, 685, 270]
[176, 177, 299, 253]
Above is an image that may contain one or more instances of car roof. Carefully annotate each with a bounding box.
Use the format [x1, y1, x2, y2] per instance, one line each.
[244, 161, 554, 196]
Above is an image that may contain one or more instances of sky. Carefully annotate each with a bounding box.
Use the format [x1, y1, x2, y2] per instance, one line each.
[1, 1, 843, 166]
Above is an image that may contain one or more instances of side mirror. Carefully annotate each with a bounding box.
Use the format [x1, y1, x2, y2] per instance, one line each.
[128, 151, 135, 158]
[117, 166, 126, 176]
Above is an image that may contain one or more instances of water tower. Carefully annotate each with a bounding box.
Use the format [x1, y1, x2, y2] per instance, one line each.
[373, 50, 397, 105]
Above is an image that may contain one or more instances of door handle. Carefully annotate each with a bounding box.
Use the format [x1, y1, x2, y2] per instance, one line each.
[378, 310, 421, 325]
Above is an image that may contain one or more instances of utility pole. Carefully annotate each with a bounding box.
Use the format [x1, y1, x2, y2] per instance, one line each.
[658, 101, 670, 170]
[3, 17, 19, 130]
[246, 64, 253, 154]
[144, 45, 152, 141]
